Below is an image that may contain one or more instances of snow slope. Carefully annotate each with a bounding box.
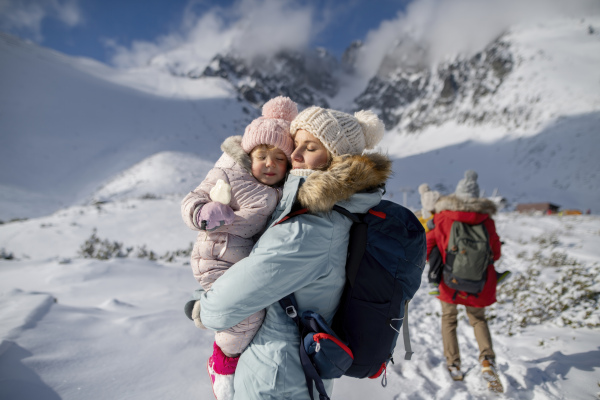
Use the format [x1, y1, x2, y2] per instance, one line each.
[382, 111, 600, 210]
[0, 197, 598, 399]
[0, 32, 249, 220]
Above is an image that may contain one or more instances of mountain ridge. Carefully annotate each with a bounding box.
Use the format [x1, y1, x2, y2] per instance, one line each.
[0, 16, 599, 219]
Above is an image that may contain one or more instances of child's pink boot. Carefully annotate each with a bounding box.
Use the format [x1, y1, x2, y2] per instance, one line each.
[207, 342, 239, 400]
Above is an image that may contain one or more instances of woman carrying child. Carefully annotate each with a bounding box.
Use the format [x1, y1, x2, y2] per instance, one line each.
[186, 104, 391, 399]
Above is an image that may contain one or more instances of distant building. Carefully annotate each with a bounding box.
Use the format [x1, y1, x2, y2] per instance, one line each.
[515, 202, 560, 214]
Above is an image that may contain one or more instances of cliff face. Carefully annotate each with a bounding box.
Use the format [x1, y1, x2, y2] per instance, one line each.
[354, 36, 514, 130]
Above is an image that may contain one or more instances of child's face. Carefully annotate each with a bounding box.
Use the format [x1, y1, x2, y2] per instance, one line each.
[250, 146, 288, 186]
[291, 129, 330, 170]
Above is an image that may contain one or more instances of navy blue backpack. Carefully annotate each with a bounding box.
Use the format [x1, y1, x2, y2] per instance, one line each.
[280, 200, 426, 400]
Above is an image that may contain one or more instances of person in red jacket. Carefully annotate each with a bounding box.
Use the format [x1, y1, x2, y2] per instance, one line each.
[426, 170, 503, 390]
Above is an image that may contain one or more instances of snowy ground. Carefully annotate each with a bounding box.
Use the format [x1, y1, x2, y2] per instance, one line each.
[1, 197, 599, 399]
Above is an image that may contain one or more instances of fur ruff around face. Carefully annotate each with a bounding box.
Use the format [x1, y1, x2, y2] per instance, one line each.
[434, 194, 497, 215]
[221, 135, 252, 173]
[297, 153, 392, 213]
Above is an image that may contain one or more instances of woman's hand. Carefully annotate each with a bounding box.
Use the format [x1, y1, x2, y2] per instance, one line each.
[198, 202, 236, 231]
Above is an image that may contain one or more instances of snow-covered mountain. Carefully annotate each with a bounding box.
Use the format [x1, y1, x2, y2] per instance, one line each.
[1, 16, 599, 221]
[0, 32, 253, 219]
[355, 18, 600, 133]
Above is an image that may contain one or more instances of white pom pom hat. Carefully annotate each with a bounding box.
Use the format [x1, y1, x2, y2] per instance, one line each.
[289, 106, 385, 156]
[241, 96, 298, 160]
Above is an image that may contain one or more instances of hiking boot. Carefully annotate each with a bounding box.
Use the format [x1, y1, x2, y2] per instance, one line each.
[207, 356, 235, 400]
[481, 356, 503, 393]
[207, 342, 238, 400]
[496, 270, 512, 285]
[447, 363, 464, 381]
[428, 283, 440, 296]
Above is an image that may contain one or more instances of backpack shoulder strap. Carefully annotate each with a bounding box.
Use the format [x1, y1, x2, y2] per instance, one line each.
[279, 293, 331, 400]
[332, 205, 367, 288]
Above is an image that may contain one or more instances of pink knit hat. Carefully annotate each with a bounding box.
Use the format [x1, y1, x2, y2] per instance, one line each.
[241, 96, 298, 160]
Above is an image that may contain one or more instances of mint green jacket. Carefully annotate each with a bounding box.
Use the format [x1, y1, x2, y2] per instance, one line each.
[194, 153, 391, 399]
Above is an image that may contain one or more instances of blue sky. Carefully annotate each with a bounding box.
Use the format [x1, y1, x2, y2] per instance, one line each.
[2, 0, 596, 74]
[0, 0, 409, 66]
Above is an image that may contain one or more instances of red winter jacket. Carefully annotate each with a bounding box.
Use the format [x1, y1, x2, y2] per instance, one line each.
[426, 195, 502, 307]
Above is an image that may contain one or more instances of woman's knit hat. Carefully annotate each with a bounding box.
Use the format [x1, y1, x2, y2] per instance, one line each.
[289, 106, 385, 156]
[455, 170, 480, 199]
[241, 96, 298, 160]
[418, 183, 441, 219]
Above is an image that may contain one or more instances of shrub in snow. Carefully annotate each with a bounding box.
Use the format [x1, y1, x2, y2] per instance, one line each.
[489, 255, 600, 332]
[77, 230, 192, 263]
[1, 248, 14, 260]
[78, 229, 132, 260]
[135, 245, 156, 261]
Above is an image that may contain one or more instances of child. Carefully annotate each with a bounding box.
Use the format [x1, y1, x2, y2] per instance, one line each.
[181, 96, 298, 400]
[418, 183, 443, 295]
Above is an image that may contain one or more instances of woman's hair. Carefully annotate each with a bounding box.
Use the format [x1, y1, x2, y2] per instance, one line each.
[314, 151, 332, 171]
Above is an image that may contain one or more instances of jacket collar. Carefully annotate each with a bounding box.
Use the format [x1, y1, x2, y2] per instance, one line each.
[221, 135, 252, 173]
[297, 153, 392, 213]
[435, 194, 497, 215]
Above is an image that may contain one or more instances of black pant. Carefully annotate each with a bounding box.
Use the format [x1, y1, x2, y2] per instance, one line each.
[428, 246, 443, 284]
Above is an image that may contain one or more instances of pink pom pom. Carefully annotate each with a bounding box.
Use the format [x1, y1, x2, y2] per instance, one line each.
[262, 96, 298, 122]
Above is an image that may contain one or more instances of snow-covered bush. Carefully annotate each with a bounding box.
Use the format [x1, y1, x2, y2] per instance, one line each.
[77, 230, 192, 263]
[489, 257, 600, 333]
[78, 229, 132, 260]
[1, 248, 14, 260]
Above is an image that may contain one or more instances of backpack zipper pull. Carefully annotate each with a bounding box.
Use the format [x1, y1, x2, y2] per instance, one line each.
[380, 364, 387, 387]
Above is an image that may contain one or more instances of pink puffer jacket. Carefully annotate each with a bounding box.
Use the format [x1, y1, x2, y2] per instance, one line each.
[181, 136, 283, 289]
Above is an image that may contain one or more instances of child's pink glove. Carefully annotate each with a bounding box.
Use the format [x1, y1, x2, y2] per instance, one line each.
[198, 202, 235, 231]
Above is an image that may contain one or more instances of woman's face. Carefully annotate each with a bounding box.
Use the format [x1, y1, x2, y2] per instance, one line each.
[291, 129, 329, 170]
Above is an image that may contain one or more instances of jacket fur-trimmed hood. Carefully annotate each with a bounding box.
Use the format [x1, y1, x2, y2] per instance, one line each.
[435, 194, 497, 215]
[297, 153, 392, 213]
[221, 135, 252, 173]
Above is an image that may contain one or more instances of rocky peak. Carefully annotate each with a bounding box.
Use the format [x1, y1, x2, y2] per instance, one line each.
[341, 40, 363, 73]
[354, 35, 514, 131]
[198, 48, 340, 110]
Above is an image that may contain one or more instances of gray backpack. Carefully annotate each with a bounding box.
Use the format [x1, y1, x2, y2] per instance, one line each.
[443, 221, 492, 295]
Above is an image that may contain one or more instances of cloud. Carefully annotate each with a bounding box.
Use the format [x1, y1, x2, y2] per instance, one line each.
[356, 0, 600, 80]
[107, 0, 317, 69]
[0, 0, 83, 42]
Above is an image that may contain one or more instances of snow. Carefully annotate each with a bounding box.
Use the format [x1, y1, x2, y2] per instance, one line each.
[1, 199, 599, 399]
[0, 32, 250, 221]
[1, 14, 600, 400]
[381, 113, 600, 210]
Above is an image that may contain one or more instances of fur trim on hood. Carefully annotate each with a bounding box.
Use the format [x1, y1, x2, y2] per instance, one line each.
[435, 194, 497, 215]
[221, 135, 252, 173]
[297, 153, 392, 213]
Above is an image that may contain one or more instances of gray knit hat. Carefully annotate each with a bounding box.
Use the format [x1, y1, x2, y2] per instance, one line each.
[290, 106, 385, 156]
[455, 170, 480, 199]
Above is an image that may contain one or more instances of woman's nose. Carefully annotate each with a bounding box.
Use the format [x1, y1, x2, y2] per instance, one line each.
[291, 149, 302, 161]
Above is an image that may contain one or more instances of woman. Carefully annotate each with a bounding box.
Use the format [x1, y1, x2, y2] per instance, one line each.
[187, 106, 391, 399]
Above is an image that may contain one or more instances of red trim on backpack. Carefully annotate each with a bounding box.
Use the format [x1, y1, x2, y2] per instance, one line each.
[369, 362, 386, 379]
[273, 208, 309, 226]
[369, 209, 386, 219]
[313, 333, 354, 359]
